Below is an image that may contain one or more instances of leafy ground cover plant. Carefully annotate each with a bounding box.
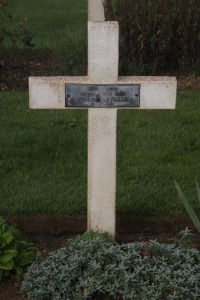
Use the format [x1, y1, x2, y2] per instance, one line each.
[22, 231, 200, 300]
[0, 217, 37, 280]
[175, 181, 200, 232]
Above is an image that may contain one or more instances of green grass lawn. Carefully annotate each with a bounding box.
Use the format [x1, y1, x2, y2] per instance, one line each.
[0, 91, 200, 218]
[8, 0, 87, 48]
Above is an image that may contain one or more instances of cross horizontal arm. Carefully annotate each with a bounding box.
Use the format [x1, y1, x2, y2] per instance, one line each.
[29, 76, 177, 110]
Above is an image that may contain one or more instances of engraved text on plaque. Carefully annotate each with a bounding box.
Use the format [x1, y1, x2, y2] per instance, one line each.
[65, 84, 140, 108]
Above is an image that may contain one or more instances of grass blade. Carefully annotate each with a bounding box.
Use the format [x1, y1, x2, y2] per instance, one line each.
[196, 180, 200, 206]
[175, 181, 200, 233]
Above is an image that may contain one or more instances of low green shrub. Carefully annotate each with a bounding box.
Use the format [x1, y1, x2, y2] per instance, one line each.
[0, 217, 37, 280]
[22, 231, 200, 299]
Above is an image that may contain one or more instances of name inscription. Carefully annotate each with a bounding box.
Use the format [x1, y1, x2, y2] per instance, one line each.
[65, 84, 140, 108]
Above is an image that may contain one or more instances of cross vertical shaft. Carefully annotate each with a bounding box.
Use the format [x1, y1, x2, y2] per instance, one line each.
[87, 2, 119, 236]
[88, 0, 105, 21]
[88, 108, 117, 235]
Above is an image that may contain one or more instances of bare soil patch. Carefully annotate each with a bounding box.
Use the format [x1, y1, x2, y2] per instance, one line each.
[0, 49, 56, 92]
[0, 50, 199, 92]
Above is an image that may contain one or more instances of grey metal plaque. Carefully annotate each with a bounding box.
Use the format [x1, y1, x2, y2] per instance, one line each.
[65, 84, 140, 108]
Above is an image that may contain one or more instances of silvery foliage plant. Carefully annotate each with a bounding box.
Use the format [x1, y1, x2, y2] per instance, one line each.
[21, 232, 200, 300]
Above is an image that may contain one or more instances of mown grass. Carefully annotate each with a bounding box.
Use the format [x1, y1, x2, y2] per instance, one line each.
[117, 91, 200, 217]
[8, 0, 87, 48]
[0, 91, 200, 218]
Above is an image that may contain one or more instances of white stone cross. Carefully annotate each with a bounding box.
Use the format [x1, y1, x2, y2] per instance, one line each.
[29, 0, 177, 237]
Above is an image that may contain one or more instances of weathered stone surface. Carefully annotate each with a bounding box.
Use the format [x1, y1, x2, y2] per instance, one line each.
[88, 21, 119, 83]
[88, 0, 105, 21]
[29, 76, 177, 110]
[88, 109, 117, 236]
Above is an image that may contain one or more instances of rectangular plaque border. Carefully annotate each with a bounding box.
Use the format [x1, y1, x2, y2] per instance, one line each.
[65, 83, 140, 108]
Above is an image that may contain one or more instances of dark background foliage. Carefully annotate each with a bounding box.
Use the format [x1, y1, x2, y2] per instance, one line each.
[1, 0, 200, 77]
[104, 0, 200, 75]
